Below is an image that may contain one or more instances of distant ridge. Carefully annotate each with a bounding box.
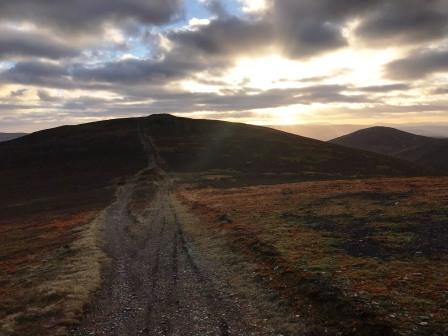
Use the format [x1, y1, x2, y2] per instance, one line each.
[0, 132, 26, 142]
[330, 126, 448, 173]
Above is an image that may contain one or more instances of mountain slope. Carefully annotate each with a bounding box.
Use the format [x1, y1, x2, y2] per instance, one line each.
[330, 126, 448, 172]
[0, 115, 431, 335]
[0, 132, 26, 142]
[140, 115, 426, 177]
[0, 115, 429, 206]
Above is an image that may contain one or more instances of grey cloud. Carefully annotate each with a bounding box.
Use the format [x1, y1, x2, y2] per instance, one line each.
[0, 0, 182, 35]
[431, 87, 448, 95]
[356, 0, 448, 45]
[169, 17, 273, 57]
[269, 0, 350, 58]
[0, 61, 88, 90]
[9, 88, 27, 98]
[72, 56, 202, 84]
[38, 90, 60, 102]
[0, 29, 80, 60]
[296, 84, 374, 104]
[121, 84, 374, 114]
[170, 0, 448, 61]
[202, 0, 229, 19]
[168, 0, 374, 61]
[357, 84, 410, 93]
[386, 48, 448, 79]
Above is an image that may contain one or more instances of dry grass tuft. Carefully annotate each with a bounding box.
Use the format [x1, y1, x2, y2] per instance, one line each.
[0, 210, 109, 336]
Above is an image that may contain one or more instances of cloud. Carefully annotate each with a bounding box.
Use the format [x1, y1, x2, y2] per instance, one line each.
[357, 83, 410, 93]
[0, 29, 80, 60]
[1, 0, 448, 130]
[37, 90, 59, 102]
[0, 0, 183, 35]
[9, 88, 27, 98]
[267, 0, 357, 58]
[0, 61, 72, 88]
[356, 0, 448, 45]
[169, 17, 273, 57]
[169, 0, 361, 60]
[386, 48, 448, 79]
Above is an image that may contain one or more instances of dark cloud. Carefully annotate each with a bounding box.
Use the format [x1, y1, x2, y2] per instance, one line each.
[1, 61, 68, 86]
[202, 0, 229, 19]
[169, 17, 273, 57]
[37, 90, 60, 102]
[356, 0, 448, 45]
[172, 0, 448, 61]
[73, 40, 231, 84]
[72, 58, 186, 84]
[168, 0, 356, 60]
[386, 49, 448, 79]
[0, 0, 182, 35]
[169, 0, 448, 62]
[267, 0, 360, 58]
[0, 29, 80, 60]
[431, 87, 448, 95]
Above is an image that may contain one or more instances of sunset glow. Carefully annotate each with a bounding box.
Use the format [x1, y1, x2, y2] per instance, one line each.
[1, 0, 448, 132]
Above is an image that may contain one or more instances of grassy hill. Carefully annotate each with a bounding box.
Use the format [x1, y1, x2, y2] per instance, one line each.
[140, 115, 426, 178]
[0, 115, 434, 335]
[330, 126, 448, 172]
[0, 116, 428, 198]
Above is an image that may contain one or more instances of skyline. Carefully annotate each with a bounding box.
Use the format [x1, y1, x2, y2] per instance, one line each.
[1, 0, 448, 132]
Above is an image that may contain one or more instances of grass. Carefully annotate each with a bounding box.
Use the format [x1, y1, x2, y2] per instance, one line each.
[0, 188, 113, 336]
[0, 116, 148, 335]
[177, 176, 448, 335]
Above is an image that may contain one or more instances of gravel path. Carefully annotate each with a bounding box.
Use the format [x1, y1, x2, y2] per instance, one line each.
[70, 172, 263, 336]
[70, 127, 267, 336]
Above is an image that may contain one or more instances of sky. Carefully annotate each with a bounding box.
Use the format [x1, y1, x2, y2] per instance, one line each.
[1, 0, 448, 132]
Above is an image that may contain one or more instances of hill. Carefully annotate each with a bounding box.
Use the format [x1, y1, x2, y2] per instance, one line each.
[0, 115, 434, 335]
[142, 115, 427, 178]
[269, 124, 363, 141]
[0, 116, 427, 189]
[270, 124, 448, 141]
[0, 115, 430, 221]
[330, 126, 448, 172]
[0, 132, 26, 142]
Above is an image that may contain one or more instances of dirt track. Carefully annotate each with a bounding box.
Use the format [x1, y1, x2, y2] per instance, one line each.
[70, 171, 264, 336]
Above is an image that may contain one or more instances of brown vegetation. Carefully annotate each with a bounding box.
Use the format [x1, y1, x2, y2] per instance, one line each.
[0, 118, 147, 335]
[177, 176, 448, 335]
[0, 115, 438, 335]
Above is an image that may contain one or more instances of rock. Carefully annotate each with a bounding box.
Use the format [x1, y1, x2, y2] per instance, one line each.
[218, 214, 232, 224]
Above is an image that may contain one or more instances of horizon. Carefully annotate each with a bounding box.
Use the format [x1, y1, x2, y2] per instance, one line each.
[2, 113, 448, 141]
[1, 1, 448, 134]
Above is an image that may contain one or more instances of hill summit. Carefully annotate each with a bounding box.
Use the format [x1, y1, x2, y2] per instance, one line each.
[330, 126, 448, 172]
